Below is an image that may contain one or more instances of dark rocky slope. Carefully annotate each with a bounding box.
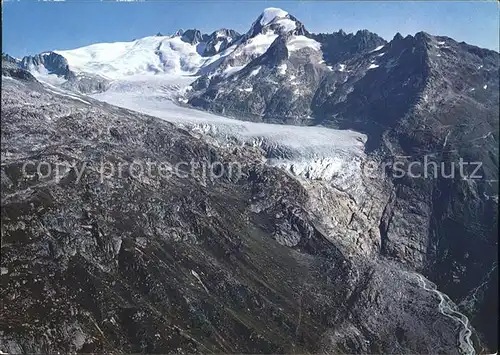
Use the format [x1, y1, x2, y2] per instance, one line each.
[1, 66, 468, 353]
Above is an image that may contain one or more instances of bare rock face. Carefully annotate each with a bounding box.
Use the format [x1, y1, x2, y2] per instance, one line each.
[180, 29, 206, 45]
[1, 66, 470, 354]
[203, 29, 241, 56]
[21, 52, 74, 80]
[311, 29, 387, 65]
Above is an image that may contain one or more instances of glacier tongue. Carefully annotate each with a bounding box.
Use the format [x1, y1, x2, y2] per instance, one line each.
[267, 156, 365, 198]
[89, 75, 368, 201]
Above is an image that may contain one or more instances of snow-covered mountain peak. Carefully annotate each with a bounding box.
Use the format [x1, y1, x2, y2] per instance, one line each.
[260, 7, 289, 26]
[247, 7, 308, 39]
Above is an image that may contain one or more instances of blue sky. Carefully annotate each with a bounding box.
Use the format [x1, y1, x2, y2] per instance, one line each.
[2, 1, 499, 58]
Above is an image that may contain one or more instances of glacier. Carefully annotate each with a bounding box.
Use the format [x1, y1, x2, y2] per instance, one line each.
[89, 74, 368, 200]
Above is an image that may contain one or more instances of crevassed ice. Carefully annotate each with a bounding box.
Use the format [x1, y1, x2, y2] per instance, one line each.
[90, 75, 367, 195]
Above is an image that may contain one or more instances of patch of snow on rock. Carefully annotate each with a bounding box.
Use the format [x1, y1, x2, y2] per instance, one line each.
[223, 65, 245, 76]
[370, 45, 385, 52]
[287, 36, 321, 52]
[214, 41, 222, 53]
[277, 63, 287, 75]
[249, 67, 262, 77]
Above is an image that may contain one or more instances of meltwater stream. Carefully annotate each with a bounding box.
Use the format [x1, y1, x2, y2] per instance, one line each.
[415, 274, 475, 355]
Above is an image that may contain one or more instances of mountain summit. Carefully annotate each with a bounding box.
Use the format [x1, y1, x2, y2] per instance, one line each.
[246, 7, 308, 37]
[260, 7, 289, 25]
